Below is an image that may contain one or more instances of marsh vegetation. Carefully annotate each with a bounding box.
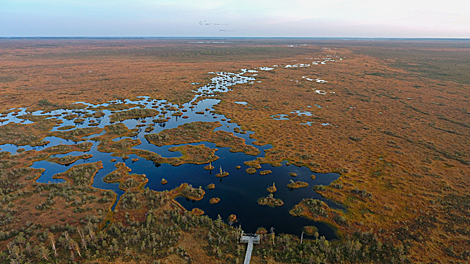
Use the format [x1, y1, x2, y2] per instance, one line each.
[1, 38, 468, 263]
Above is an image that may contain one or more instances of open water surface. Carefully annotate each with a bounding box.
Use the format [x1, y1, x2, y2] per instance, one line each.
[0, 63, 344, 239]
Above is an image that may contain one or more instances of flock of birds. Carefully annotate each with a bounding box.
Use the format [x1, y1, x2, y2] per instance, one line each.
[199, 20, 235, 33]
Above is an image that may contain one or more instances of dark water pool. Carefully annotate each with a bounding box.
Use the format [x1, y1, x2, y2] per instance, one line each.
[0, 65, 343, 239]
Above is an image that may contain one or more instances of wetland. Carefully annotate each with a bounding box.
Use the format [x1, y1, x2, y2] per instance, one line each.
[0, 64, 342, 238]
[1, 38, 469, 263]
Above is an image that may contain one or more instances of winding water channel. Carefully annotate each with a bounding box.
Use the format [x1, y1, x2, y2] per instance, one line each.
[0, 63, 343, 239]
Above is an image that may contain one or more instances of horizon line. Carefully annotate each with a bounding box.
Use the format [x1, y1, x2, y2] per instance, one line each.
[1, 36, 470, 41]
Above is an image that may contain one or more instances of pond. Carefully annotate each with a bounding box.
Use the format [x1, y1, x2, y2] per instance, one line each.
[0, 63, 343, 239]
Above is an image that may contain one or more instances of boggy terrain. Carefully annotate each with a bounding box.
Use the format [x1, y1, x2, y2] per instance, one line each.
[214, 40, 470, 262]
[0, 38, 469, 263]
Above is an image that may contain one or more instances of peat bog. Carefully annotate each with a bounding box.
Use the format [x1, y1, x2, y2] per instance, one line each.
[1, 39, 469, 263]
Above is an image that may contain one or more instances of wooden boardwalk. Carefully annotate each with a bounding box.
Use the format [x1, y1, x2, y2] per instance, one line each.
[240, 233, 260, 264]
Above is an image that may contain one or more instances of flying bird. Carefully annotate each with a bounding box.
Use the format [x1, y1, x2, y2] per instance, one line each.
[199, 20, 228, 26]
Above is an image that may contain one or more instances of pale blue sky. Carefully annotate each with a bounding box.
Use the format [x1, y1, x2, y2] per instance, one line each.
[1, 0, 469, 38]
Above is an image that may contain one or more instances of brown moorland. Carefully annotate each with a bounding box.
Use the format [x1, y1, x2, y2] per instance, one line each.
[0, 38, 469, 263]
[213, 40, 470, 262]
[145, 121, 260, 155]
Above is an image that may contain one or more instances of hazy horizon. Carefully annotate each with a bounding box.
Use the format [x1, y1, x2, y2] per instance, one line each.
[2, 36, 470, 40]
[2, 0, 469, 38]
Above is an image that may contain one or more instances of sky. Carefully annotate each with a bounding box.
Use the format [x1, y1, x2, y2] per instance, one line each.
[1, 0, 469, 38]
